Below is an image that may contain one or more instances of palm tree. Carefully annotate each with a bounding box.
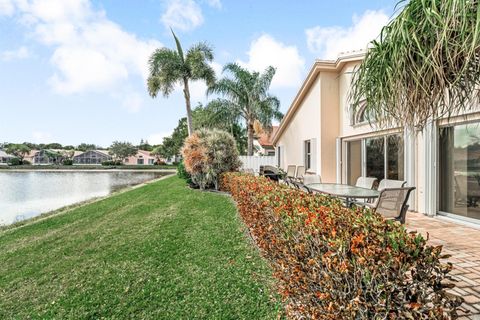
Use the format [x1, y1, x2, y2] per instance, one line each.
[350, 0, 480, 130]
[147, 29, 216, 136]
[207, 63, 283, 155]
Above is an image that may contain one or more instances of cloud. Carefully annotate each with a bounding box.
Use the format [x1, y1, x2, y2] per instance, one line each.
[148, 132, 171, 145]
[237, 34, 305, 89]
[305, 10, 389, 59]
[1, 46, 30, 61]
[4, 0, 162, 112]
[32, 130, 53, 143]
[161, 0, 204, 32]
[188, 61, 222, 103]
[0, 0, 14, 16]
[204, 0, 221, 9]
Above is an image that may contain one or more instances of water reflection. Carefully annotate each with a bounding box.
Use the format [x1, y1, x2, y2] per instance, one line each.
[0, 171, 166, 225]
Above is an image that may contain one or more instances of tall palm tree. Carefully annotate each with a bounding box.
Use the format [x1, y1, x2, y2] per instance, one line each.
[207, 63, 283, 155]
[147, 29, 216, 136]
[350, 0, 480, 130]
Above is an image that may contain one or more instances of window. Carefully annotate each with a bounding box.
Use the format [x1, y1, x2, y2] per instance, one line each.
[345, 133, 404, 183]
[351, 100, 368, 125]
[277, 146, 281, 167]
[439, 122, 480, 220]
[304, 140, 311, 170]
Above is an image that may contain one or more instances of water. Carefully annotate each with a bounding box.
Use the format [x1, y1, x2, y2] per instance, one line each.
[0, 171, 168, 225]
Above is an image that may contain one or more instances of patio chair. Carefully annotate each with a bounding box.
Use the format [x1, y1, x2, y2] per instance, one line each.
[303, 174, 321, 185]
[356, 187, 416, 224]
[295, 166, 306, 182]
[355, 177, 378, 189]
[354, 177, 378, 203]
[378, 179, 406, 191]
[285, 165, 296, 182]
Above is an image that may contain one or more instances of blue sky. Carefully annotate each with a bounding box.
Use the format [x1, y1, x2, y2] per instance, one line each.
[0, 0, 396, 147]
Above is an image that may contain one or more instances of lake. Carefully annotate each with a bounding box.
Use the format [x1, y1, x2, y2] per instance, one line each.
[0, 170, 170, 225]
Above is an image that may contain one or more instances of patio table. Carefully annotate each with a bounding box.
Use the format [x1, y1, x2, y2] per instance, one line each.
[306, 183, 380, 207]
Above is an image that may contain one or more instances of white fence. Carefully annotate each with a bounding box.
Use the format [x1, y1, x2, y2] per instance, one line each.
[239, 156, 277, 173]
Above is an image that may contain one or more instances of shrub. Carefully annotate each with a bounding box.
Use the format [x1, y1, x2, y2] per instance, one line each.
[182, 129, 241, 189]
[101, 160, 123, 166]
[221, 173, 463, 319]
[62, 159, 73, 165]
[21, 159, 31, 165]
[7, 158, 21, 166]
[177, 161, 192, 185]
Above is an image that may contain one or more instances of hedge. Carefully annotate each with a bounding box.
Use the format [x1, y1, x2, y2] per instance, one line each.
[221, 173, 463, 319]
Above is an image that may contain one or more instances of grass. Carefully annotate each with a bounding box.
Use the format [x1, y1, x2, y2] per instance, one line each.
[0, 176, 280, 319]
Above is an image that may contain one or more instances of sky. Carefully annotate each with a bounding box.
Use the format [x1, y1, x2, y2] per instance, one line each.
[0, 0, 397, 147]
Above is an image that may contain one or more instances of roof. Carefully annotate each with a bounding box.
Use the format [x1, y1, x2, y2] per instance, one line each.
[257, 126, 278, 147]
[0, 150, 14, 158]
[272, 51, 365, 145]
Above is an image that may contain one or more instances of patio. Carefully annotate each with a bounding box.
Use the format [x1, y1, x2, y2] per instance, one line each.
[406, 212, 480, 319]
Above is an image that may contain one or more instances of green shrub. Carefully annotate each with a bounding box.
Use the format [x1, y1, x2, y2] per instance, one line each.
[177, 161, 192, 184]
[101, 160, 123, 166]
[182, 129, 241, 189]
[62, 159, 73, 165]
[21, 159, 31, 165]
[7, 158, 21, 166]
[221, 173, 463, 319]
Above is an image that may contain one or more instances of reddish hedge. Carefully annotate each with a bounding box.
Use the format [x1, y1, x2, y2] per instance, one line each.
[221, 173, 463, 319]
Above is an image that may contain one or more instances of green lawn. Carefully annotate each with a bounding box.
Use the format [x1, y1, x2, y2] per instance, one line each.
[0, 176, 280, 319]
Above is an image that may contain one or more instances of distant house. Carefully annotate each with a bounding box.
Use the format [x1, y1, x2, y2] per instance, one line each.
[29, 149, 65, 165]
[0, 150, 15, 165]
[124, 150, 156, 165]
[253, 126, 278, 156]
[73, 150, 111, 165]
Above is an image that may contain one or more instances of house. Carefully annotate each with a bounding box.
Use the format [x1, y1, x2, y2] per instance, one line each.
[273, 50, 480, 224]
[27, 149, 65, 165]
[73, 150, 111, 165]
[253, 126, 278, 156]
[0, 150, 15, 165]
[124, 150, 156, 165]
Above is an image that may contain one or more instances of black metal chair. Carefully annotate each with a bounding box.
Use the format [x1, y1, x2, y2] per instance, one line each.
[355, 187, 416, 224]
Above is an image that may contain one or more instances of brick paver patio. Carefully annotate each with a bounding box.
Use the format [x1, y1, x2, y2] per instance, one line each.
[406, 212, 480, 319]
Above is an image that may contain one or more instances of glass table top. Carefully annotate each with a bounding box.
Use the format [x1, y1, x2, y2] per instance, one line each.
[306, 183, 380, 199]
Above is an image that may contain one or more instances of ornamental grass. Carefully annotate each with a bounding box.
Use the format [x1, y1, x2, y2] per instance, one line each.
[221, 173, 463, 319]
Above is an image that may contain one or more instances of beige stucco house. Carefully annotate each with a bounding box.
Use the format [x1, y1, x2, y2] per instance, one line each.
[273, 51, 480, 224]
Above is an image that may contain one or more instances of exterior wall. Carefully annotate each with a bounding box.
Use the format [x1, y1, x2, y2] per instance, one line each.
[319, 72, 340, 182]
[124, 151, 156, 165]
[277, 75, 321, 172]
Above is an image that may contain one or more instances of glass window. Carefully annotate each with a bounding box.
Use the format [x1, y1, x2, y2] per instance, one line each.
[439, 122, 480, 220]
[387, 134, 404, 180]
[304, 140, 311, 170]
[347, 140, 362, 185]
[366, 137, 385, 181]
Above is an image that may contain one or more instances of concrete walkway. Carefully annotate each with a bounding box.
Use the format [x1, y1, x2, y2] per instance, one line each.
[406, 212, 480, 319]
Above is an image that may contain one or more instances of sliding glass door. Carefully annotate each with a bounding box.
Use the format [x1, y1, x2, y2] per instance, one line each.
[439, 122, 480, 220]
[345, 133, 404, 185]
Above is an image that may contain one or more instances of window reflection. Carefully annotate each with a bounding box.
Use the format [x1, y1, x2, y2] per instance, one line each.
[440, 122, 480, 220]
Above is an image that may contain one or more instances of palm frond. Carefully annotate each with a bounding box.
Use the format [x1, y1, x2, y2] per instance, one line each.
[350, 0, 480, 130]
[147, 48, 183, 97]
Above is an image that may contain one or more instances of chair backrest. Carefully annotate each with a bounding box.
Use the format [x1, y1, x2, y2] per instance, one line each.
[296, 166, 306, 179]
[378, 179, 407, 190]
[303, 175, 321, 185]
[375, 187, 416, 224]
[355, 177, 377, 189]
[286, 165, 296, 178]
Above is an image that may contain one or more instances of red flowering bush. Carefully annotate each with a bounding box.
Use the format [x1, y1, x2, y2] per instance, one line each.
[221, 173, 463, 319]
[182, 129, 240, 189]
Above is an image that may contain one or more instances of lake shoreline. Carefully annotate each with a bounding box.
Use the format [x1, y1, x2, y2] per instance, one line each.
[1, 168, 176, 173]
[0, 173, 176, 233]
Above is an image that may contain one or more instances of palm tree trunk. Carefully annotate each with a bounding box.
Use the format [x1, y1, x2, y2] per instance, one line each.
[247, 119, 254, 156]
[183, 78, 194, 136]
